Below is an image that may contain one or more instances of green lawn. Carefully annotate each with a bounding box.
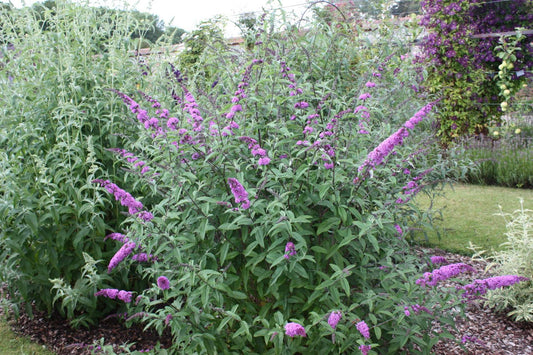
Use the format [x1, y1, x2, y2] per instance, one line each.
[412, 183, 533, 254]
[0, 318, 55, 355]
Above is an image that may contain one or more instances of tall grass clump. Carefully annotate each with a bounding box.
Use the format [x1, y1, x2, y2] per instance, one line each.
[73, 8, 529, 353]
[0, 0, 165, 326]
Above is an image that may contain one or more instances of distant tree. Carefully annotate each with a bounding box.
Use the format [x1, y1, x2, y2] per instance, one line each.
[164, 26, 186, 44]
[178, 16, 226, 74]
[237, 12, 258, 50]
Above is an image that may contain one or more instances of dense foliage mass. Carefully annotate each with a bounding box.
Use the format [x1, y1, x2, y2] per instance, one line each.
[419, 0, 533, 142]
[0, 1, 154, 325]
[1, 1, 531, 354]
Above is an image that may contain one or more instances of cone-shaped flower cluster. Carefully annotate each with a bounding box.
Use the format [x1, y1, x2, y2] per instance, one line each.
[416, 263, 474, 287]
[227, 178, 250, 210]
[95, 288, 133, 303]
[461, 275, 529, 301]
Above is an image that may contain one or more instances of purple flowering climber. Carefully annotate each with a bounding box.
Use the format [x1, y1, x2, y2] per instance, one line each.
[108, 242, 136, 273]
[328, 311, 342, 329]
[285, 322, 306, 337]
[356, 320, 370, 339]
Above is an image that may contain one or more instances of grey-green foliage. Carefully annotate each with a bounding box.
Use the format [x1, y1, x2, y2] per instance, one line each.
[0, 0, 153, 325]
[484, 200, 533, 322]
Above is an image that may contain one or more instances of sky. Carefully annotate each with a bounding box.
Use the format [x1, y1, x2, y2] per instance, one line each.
[5, 0, 314, 35]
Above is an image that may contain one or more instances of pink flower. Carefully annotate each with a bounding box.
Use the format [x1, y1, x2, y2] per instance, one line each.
[258, 156, 271, 165]
[284, 242, 297, 260]
[328, 311, 342, 329]
[95, 288, 132, 303]
[358, 93, 371, 101]
[416, 263, 474, 287]
[227, 178, 250, 210]
[430, 256, 448, 265]
[461, 275, 529, 301]
[157, 276, 170, 290]
[359, 344, 372, 355]
[285, 322, 306, 337]
[356, 320, 370, 339]
[108, 242, 136, 273]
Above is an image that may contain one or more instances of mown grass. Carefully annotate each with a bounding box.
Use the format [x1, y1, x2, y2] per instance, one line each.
[412, 183, 533, 255]
[0, 317, 54, 355]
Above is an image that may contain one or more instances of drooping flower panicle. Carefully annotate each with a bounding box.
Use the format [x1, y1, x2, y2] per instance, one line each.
[93, 179, 153, 222]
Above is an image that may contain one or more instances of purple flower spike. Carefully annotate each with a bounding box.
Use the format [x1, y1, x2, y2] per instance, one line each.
[404, 102, 435, 130]
[95, 288, 133, 303]
[359, 344, 372, 355]
[258, 156, 271, 165]
[227, 178, 250, 210]
[356, 320, 370, 339]
[157, 276, 170, 290]
[328, 311, 342, 330]
[105, 233, 129, 243]
[358, 93, 371, 101]
[462, 275, 529, 301]
[108, 242, 136, 273]
[284, 242, 297, 260]
[416, 263, 474, 287]
[285, 322, 306, 337]
[430, 256, 448, 265]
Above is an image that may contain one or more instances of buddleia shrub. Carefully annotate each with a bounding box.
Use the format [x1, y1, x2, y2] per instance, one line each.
[80, 9, 492, 354]
[0, 0, 161, 326]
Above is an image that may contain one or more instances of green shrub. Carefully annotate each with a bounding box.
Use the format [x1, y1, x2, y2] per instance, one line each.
[0, 0, 160, 326]
[84, 10, 479, 353]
